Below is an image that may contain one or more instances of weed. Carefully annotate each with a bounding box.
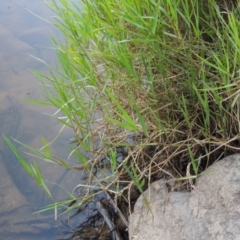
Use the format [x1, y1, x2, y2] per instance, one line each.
[5, 0, 240, 238]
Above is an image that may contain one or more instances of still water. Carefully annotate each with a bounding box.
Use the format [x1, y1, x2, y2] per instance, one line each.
[0, 0, 82, 239]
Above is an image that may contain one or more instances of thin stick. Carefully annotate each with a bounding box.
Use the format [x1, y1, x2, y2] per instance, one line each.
[96, 201, 123, 240]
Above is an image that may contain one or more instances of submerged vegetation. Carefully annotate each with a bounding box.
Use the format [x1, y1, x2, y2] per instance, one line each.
[5, 0, 240, 238]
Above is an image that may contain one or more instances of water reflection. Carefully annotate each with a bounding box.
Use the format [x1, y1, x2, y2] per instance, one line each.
[0, 0, 80, 239]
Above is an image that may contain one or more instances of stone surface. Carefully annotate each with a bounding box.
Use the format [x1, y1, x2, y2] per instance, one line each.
[0, 159, 55, 239]
[129, 154, 240, 240]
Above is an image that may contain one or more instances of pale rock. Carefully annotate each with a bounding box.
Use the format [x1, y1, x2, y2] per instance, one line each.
[129, 154, 240, 240]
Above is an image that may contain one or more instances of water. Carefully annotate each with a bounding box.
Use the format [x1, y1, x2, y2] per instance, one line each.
[0, 0, 82, 239]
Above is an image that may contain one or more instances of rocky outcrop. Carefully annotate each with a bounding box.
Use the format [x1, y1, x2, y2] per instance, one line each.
[129, 154, 240, 240]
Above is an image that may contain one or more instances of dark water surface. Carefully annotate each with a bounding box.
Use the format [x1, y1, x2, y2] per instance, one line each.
[0, 0, 81, 239]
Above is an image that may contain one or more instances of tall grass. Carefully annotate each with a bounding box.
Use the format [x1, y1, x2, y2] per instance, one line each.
[5, 0, 240, 235]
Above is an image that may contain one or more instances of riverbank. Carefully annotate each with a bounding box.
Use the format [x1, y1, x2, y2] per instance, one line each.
[5, 0, 240, 238]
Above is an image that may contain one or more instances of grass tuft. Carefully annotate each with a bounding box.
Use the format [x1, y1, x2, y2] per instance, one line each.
[4, 0, 240, 238]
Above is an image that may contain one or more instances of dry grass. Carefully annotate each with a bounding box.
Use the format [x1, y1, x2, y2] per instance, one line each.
[5, 0, 240, 238]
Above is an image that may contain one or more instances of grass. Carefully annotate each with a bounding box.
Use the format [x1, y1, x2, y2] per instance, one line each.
[4, 0, 240, 238]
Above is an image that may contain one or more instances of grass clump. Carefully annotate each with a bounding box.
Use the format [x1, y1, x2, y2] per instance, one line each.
[5, 0, 240, 238]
